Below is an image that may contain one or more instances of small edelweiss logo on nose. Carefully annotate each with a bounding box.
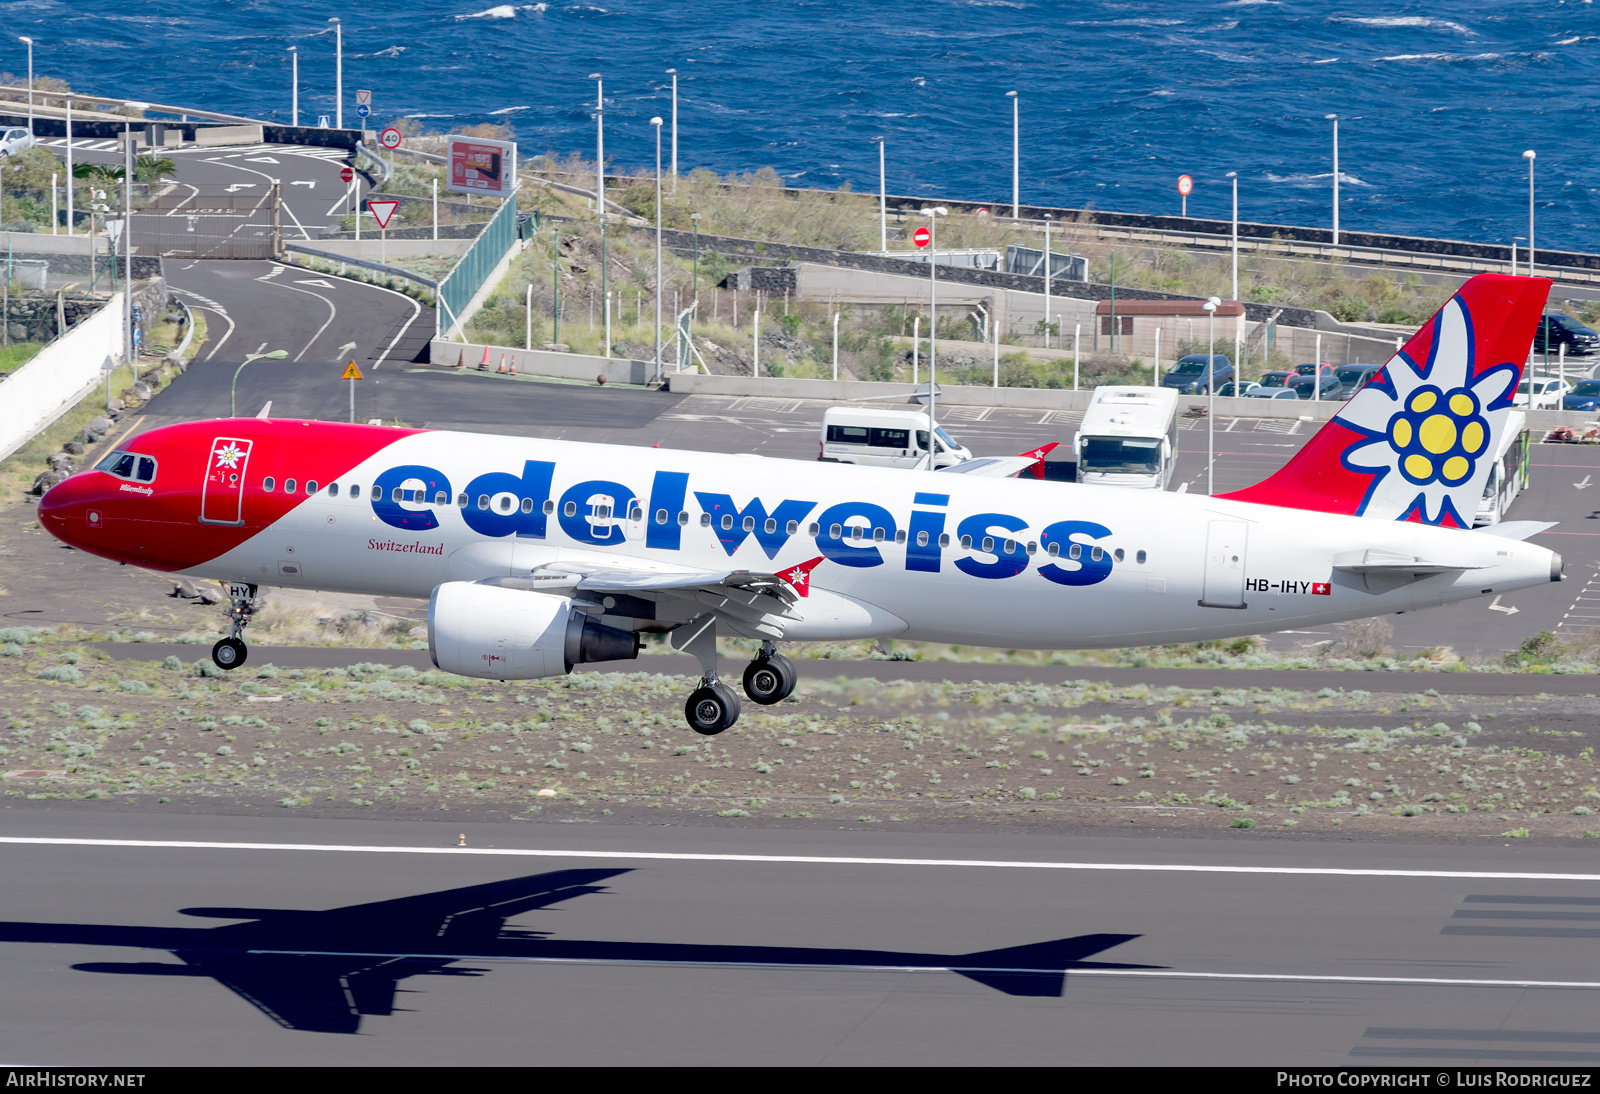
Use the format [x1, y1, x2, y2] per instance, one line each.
[1385, 385, 1490, 487]
[213, 443, 245, 470]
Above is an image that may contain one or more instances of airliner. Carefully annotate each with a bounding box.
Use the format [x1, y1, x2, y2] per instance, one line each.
[39, 274, 1560, 735]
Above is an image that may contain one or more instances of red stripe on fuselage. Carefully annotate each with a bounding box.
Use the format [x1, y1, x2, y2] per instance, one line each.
[39, 419, 422, 572]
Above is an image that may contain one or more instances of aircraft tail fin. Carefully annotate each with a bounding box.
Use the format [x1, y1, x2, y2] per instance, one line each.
[1218, 273, 1550, 528]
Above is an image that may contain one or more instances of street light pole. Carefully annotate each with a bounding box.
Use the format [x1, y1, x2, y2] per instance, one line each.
[18, 37, 33, 137]
[690, 211, 701, 301]
[123, 101, 147, 382]
[329, 18, 342, 130]
[1325, 114, 1339, 246]
[920, 206, 947, 468]
[1006, 91, 1019, 220]
[1511, 236, 1525, 278]
[652, 116, 664, 384]
[288, 46, 298, 127]
[1042, 213, 1052, 349]
[230, 349, 287, 416]
[666, 68, 678, 186]
[1227, 170, 1238, 301]
[589, 74, 604, 214]
[1204, 297, 1219, 495]
[873, 136, 886, 252]
[1523, 149, 1536, 278]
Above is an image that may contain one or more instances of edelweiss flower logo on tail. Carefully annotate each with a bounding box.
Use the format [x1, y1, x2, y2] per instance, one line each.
[1333, 292, 1519, 527]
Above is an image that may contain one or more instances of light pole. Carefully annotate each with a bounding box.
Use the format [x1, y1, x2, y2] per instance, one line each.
[1511, 236, 1525, 277]
[1042, 213, 1052, 348]
[329, 18, 342, 130]
[666, 68, 678, 186]
[122, 101, 147, 382]
[18, 37, 32, 137]
[1227, 170, 1239, 301]
[589, 74, 604, 214]
[690, 211, 701, 301]
[230, 349, 288, 416]
[1006, 91, 1019, 220]
[1204, 297, 1219, 495]
[1325, 114, 1339, 246]
[1523, 149, 1536, 278]
[288, 46, 299, 127]
[920, 206, 947, 468]
[652, 116, 664, 384]
[872, 136, 886, 251]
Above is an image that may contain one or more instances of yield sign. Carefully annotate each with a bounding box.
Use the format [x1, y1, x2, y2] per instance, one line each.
[912, 225, 932, 249]
[340, 360, 364, 381]
[367, 199, 400, 229]
[356, 89, 372, 107]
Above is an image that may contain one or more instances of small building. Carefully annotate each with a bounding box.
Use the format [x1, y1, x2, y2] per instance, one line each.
[1093, 298, 1245, 354]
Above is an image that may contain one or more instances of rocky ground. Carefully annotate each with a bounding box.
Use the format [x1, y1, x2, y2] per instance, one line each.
[2, 627, 1597, 841]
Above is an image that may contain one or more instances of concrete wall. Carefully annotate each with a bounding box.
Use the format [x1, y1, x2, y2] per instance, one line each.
[428, 338, 654, 385]
[0, 293, 123, 462]
[308, 237, 470, 261]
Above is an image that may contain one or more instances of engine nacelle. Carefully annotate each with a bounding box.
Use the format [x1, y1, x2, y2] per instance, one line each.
[428, 581, 640, 680]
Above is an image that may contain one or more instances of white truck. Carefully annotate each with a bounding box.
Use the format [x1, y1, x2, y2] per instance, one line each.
[1073, 385, 1179, 490]
[1475, 410, 1529, 526]
[818, 407, 974, 470]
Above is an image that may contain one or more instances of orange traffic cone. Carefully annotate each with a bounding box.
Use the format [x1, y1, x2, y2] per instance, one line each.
[478, 346, 491, 371]
[455, 349, 465, 370]
[508, 357, 517, 375]
[497, 353, 508, 374]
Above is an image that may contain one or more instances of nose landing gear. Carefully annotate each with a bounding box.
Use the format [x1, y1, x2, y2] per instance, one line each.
[210, 582, 259, 671]
[742, 642, 796, 705]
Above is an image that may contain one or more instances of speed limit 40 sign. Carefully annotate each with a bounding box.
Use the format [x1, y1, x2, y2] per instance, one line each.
[379, 127, 403, 151]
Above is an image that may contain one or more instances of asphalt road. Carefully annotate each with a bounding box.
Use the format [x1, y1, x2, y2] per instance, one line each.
[1, 811, 1598, 1065]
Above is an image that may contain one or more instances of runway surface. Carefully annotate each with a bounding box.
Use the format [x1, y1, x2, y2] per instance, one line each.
[2, 811, 1598, 1065]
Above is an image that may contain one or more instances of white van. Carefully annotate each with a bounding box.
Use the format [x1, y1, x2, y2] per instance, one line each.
[1475, 410, 1528, 526]
[819, 407, 974, 469]
[1074, 385, 1179, 490]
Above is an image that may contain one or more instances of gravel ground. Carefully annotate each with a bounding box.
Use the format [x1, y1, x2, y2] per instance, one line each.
[3, 629, 1598, 841]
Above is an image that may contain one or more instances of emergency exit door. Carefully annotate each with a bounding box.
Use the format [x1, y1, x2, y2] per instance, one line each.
[1199, 520, 1248, 609]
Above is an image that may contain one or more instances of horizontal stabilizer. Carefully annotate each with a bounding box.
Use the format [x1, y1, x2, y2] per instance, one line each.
[1477, 520, 1557, 541]
[952, 932, 1146, 997]
[1331, 548, 1481, 574]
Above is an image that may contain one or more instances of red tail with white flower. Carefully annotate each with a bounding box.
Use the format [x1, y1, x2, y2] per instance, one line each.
[1219, 273, 1550, 528]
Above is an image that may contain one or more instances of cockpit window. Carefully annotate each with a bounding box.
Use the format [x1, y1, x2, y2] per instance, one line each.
[95, 451, 156, 483]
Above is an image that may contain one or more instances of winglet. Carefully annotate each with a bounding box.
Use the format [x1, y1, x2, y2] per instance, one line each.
[1015, 441, 1059, 480]
[777, 556, 825, 597]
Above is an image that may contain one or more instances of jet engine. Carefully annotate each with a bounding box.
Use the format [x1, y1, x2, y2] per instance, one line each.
[428, 581, 640, 680]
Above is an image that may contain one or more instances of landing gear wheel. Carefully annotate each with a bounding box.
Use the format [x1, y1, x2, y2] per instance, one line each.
[685, 681, 741, 735]
[212, 637, 248, 670]
[742, 654, 797, 705]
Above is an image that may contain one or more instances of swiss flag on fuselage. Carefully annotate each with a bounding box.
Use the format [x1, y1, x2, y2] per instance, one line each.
[780, 556, 825, 597]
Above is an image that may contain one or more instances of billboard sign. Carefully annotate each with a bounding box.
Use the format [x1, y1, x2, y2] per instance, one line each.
[447, 135, 517, 199]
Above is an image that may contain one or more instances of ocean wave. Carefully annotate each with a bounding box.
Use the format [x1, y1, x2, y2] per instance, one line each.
[1266, 171, 1370, 187]
[358, 46, 407, 58]
[1312, 57, 1339, 64]
[489, 105, 530, 114]
[1379, 52, 1524, 63]
[455, 3, 546, 20]
[1330, 15, 1473, 35]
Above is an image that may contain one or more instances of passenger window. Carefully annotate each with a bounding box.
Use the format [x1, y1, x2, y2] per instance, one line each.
[982, 536, 994, 553]
[437, 492, 449, 506]
[916, 530, 929, 547]
[700, 513, 712, 527]
[938, 533, 950, 548]
[895, 530, 907, 545]
[457, 494, 468, 508]
[850, 526, 864, 541]
[873, 528, 885, 543]
[329, 483, 340, 498]
[481, 495, 492, 511]
[630, 505, 643, 522]
[390, 487, 401, 502]
[1113, 548, 1125, 562]
[1136, 550, 1147, 564]
[678, 511, 689, 526]
[1091, 546, 1104, 562]
[544, 500, 556, 515]
[135, 457, 156, 482]
[1069, 544, 1082, 560]
[720, 514, 734, 530]
[826, 425, 870, 445]
[808, 523, 820, 536]
[284, 479, 297, 494]
[306, 480, 317, 494]
[960, 535, 973, 550]
[564, 501, 577, 517]
[521, 497, 534, 513]
[498, 496, 512, 512]
[764, 518, 777, 535]
[829, 523, 842, 538]
[656, 509, 668, 525]
[1027, 541, 1037, 555]
[1002, 538, 1015, 554]
[351, 485, 361, 499]
[869, 427, 909, 449]
[786, 520, 798, 535]
[262, 477, 275, 492]
[742, 516, 756, 532]
[1047, 543, 1060, 558]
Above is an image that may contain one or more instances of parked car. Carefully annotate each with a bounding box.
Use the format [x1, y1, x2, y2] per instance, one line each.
[1160, 353, 1233, 394]
[1532, 314, 1600, 357]
[1515, 376, 1570, 410]
[0, 127, 35, 157]
[1294, 362, 1335, 378]
[1244, 386, 1302, 401]
[1215, 381, 1260, 398]
[1563, 379, 1600, 412]
[1290, 373, 1343, 400]
[1257, 370, 1293, 389]
[1336, 364, 1381, 399]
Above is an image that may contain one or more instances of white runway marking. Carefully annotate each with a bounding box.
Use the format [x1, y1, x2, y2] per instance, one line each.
[4, 836, 1600, 883]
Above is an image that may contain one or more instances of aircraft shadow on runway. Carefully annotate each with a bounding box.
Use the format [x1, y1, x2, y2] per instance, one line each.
[1, 869, 1156, 1034]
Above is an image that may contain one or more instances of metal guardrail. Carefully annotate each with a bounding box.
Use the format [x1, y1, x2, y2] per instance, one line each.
[354, 141, 391, 186]
[283, 242, 438, 289]
[435, 196, 517, 338]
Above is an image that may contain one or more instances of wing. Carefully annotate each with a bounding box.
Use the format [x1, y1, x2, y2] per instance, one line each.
[935, 456, 1045, 478]
[494, 562, 804, 640]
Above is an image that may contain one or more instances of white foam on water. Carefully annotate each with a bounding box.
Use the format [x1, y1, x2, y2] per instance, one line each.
[1332, 15, 1474, 35]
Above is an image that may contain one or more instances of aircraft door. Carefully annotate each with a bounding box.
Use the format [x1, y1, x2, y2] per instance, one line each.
[1199, 520, 1248, 609]
[200, 436, 253, 526]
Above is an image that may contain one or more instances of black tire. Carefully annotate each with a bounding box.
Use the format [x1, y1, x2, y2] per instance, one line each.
[212, 637, 248, 670]
[742, 654, 797, 705]
[685, 682, 741, 735]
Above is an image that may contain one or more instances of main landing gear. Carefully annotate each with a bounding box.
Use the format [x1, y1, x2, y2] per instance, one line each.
[671, 622, 799, 736]
[211, 582, 258, 671]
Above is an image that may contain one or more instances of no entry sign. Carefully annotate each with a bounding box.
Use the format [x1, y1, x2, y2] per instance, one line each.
[339, 166, 354, 183]
[912, 225, 932, 249]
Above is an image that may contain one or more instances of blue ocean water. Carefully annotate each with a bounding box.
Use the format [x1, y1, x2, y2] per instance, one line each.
[6, 1, 1599, 249]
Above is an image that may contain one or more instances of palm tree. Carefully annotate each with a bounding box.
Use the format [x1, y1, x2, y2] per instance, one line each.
[134, 155, 176, 184]
[72, 161, 125, 183]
